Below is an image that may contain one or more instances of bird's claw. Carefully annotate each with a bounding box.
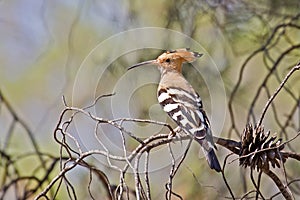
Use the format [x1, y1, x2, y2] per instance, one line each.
[168, 130, 176, 139]
[168, 127, 183, 145]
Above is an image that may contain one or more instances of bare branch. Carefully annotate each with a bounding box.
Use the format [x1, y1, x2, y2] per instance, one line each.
[258, 63, 300, 126]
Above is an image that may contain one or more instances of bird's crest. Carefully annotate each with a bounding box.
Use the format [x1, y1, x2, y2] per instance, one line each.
[156, 48, 202, 72]
[163, 48, 202, 63]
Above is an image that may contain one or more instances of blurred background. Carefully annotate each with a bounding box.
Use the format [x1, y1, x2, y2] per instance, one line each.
[0, 0, 300, 199]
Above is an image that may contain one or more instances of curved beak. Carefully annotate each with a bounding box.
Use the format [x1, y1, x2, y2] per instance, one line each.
[128, 60, 156, 71]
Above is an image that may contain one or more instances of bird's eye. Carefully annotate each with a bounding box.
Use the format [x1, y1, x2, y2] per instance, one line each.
[165, 58, 170, 63]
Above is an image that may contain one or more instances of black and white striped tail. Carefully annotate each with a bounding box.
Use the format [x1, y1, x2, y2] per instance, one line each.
[197, 139, 222, 172]
[206, 149, 222, 172]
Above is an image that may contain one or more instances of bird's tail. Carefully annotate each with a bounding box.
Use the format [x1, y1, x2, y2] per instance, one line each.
[204, 148, 221, 172]
[197, 139, 221, 172]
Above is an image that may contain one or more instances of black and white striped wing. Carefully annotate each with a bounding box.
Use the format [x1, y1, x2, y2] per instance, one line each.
[158, 87, 210, 140]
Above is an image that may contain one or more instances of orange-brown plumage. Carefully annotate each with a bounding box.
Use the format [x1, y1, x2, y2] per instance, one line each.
[156, 48, 202, 72]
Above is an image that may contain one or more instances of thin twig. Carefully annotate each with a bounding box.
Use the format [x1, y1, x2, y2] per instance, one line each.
[221, 153, 235, 199]
[258, 63, 300, 126]
[144, 151, 151, 200]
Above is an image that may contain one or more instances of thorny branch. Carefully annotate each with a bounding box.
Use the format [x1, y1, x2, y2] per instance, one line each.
[32, 77, 300, 200]
[0, 68, 299, 200]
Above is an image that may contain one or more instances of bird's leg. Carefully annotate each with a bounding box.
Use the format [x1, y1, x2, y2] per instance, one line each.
[168, 127, 187, 146]
[168, 127, 177, 139]
[168, 126, 180, 139]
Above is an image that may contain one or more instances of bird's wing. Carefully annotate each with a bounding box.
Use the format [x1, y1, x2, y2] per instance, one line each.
[158, 86, 212, 141]
[158, 86, 221, 172]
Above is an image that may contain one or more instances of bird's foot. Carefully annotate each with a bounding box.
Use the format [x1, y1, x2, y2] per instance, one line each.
[168, 130, 176, 139]
[168, 127, 183, 145]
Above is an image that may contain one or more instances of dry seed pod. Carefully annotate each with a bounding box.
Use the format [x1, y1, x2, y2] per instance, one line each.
[239, 124, 285, 171]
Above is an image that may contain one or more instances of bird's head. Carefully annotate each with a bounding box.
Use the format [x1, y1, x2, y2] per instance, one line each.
[128, 48, 202, 73]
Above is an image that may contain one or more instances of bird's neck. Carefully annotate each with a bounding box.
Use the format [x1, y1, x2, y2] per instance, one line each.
[159, 67, 181, 78]
[159, 68, 195, 93]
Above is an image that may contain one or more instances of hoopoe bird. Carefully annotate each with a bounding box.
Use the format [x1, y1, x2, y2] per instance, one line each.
[128, 48, 221, 172]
